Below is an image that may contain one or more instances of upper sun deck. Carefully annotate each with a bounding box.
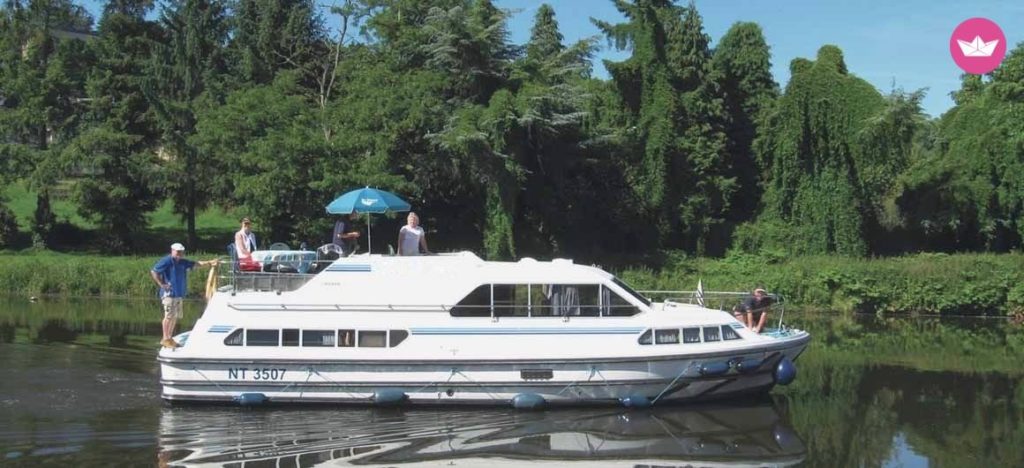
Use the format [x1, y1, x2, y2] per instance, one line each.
[218, 252, 632, 309]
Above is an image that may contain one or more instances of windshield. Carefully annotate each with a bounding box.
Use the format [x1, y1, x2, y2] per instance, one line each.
[612, 277, 652, 307]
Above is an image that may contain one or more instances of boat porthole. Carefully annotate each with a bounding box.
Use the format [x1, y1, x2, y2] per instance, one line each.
[446, 388, 455, 397]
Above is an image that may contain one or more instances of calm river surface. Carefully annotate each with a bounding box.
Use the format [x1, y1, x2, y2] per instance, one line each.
[1, 298, 1022, 467]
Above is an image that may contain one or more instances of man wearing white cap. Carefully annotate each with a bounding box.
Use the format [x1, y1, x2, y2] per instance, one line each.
[150, 242, 218, 348]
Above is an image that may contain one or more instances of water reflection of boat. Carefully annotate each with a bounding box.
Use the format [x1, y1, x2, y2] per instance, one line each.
[158, 401, 805, 467]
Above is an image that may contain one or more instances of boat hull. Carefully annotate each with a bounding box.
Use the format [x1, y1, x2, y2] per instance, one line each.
[160, 334, 809, 406]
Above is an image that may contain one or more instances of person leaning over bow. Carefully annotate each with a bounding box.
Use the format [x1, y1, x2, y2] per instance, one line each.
[397, 212, 430, 256]
[150, 243, 218, 348]
[234, 217, 257, 260]
[742, 288, 774, 334]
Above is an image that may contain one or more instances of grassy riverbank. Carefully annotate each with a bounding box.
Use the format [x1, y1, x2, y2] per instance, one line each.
[2, 250, 1023, 315]
[615, 251, 1024, 315]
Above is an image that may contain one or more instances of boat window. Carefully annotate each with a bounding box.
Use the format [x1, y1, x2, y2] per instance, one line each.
[605, 286, 641, 316]
[637, 329, 653, 345]
[529, 284, 550, 316]
[703, 326, 721, 342]
[303, 330, 336, 347]
[493, 284, 529, 317]
[655, 329, 680, 344]
[224, 329, 243, 346]
[389, 330, 409, 347]
[682, 328, 701, 343]
[451, 285, 492, 317]
[358, 330, 387, 348]
[541, 284, 600, 317]
[283, 329, 300, 347]
[722, 325, 741, 341]
[612, 277, 652, 307]
[247, 329, 279, 346]
[338, 329, 355, 347]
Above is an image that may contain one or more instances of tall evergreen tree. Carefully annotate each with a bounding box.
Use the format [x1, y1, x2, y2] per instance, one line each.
[145, 0, 229, 248]
[61, 0, 162, 251]
[229, 0, 325, 86]
[0, 0, 93, 248]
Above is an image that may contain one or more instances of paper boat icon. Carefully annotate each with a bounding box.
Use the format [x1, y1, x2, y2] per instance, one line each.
[957, 36, 998, 57]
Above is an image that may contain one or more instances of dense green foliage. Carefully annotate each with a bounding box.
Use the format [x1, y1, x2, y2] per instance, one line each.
[616, 251, 1024, 315]
[1, 0, 1022, 263]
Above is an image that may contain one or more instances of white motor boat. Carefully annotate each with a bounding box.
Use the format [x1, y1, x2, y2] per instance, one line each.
[159, 252, 809, 407]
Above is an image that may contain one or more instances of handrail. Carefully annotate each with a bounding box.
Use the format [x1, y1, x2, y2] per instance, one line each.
[637, 289, 788, 330]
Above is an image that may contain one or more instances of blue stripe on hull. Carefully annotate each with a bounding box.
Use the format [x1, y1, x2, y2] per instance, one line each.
[411, 328, 644, 335]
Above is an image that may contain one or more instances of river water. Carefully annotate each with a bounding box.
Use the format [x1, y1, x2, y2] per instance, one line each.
[1, 298, 1022, 467]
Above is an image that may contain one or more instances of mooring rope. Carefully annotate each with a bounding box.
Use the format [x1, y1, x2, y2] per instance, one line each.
[651, 362, 699, 405]
[192, 367, 232, 397]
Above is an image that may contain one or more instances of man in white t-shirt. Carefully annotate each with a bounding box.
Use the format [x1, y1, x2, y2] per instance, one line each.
[397, 212, 430, 256]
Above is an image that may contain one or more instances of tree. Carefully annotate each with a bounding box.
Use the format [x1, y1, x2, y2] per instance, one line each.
[61, 0, 162, 251]
[745, 45, 886, 256]
[0, 0, 93, 248]
[229, 0, 325, 86]
[712, 21, 778, 223]
[144, 0, 229, 248]
[595, 0, 734, 253]
[896, 43, 1024, 251]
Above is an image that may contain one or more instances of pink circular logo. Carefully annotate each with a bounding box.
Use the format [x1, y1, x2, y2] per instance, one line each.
[950, 17, 1006, 74]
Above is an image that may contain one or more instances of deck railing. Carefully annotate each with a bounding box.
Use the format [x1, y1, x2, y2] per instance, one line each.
[637, 290, 788, 330]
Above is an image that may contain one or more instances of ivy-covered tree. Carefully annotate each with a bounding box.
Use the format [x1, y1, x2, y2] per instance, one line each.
[896, 43, 1024, 251]
[744, 45, 885, 256]
[712, 21, 778, 223]
[595, 0, 734, 254]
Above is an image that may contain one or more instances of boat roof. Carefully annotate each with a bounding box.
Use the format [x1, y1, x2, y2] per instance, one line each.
[254, 251, 621, 307]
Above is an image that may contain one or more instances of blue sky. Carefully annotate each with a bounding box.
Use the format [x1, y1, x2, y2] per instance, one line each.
[80, 0, 1022, 117]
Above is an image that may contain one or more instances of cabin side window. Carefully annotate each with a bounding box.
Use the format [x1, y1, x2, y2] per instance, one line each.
[655, 329, 680, 344]
[538, 284, 600, 317]
[722, 325, 742, 341]
[282, 329, 299, 347]
[605, 286, 641, 317]
[703, 326, 721, 342]
[247, 329, 279, 346]
[338, 329, 355, 347]
[451, 285, 492, 317]
[493, 284, 529, 317]
[303, 330, 336, 347]
[224, 329, 243, 346]
[638, 329, 653, 345]
[389, 330, 409, 347]
[358, 330, 387, 348]
[682, 328, 701, 343]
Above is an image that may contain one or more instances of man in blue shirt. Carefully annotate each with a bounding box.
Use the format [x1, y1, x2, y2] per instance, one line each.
[150, 242, 218, 348]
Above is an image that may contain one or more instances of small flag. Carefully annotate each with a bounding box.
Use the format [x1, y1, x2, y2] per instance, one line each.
[696, 278, 705, 307]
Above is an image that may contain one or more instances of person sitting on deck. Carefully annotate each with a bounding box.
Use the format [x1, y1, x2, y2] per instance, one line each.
[741, 288, 774, 333]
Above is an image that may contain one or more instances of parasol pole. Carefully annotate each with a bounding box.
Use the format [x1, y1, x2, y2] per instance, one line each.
[366, 212, 372, 254]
